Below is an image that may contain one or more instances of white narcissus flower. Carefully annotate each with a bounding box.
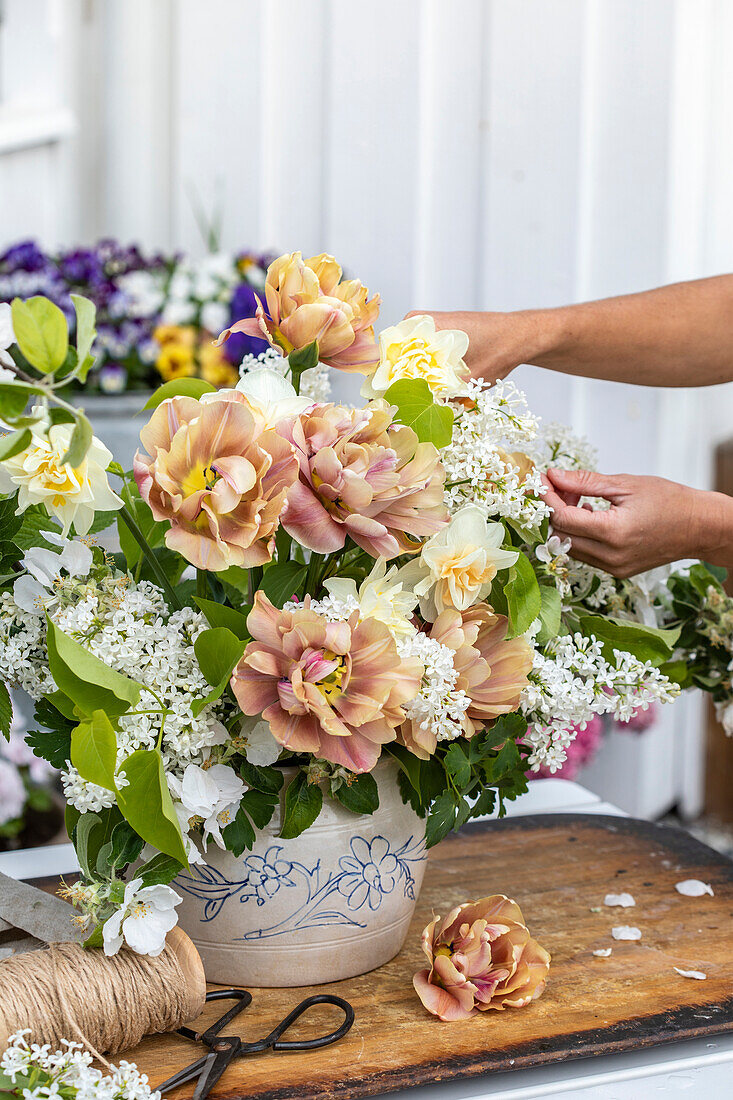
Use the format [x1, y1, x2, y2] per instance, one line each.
[168, 762, 245, 849]
[398, 506, 519, 621]
[362, 314, 471, 401]
[102, 877, 182, 957]
[324, 557, 419, 639]
[0, 420, 123, 536]
[234, 367, 313, 428]
[13, 533, 93, 615]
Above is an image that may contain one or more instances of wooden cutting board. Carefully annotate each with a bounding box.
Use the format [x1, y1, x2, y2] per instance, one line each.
[130, 814, 733, 1099]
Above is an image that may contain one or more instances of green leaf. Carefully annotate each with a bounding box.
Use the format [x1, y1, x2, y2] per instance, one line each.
[137, 852, 184, 887]
[444, 742, 471, 787]
[11, 296, 69, 373]
[71, 710, 118, 791]
[86, 509, 119, 535]
[238, 759, 284, 796]
[0, 682, 11, 741]
[60, 412, 93, 468]
[658, 658, 691, 686]
[0, 427, 31, 461]
[97, 820, 144, 874]
[504, 553, 541, 637]
[73, 812, 102, 879]
[65, 803, 81, 840]
[192, 626, 246, 717]
[116, 484, 167, 570]
[222, 803, 256, 855]
[46, 618, 142, 717]
[0, 495, 22, 541]
[578, 613, 680, 668]
[333, 773, 379, 815]
[116, 749, 189, 865]
[279, 770, 323, 839]
[71, 294, 97, 381]
[0, 381, 42, 420]
[386, 742, 424, 794]
[702, 561, 728, 585]
[261, 561, 307, 607]
[142, 378, 216, 410]
[194, 596, 250, 640]
[425, 791, 456, 848]
[14, 504, 61, 549]
[83, 925, 105, 949]
[384, 378, 454, 447]
[536, 584, 562, 645]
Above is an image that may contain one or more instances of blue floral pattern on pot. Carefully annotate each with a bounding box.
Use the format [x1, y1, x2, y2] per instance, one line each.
[176, 833, 426, 940]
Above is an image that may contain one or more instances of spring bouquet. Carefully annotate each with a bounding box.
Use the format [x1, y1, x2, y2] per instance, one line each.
[0, 239, 273, 394]
[0, 250, 728, 957]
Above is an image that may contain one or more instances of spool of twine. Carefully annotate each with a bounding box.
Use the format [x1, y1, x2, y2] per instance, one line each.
[0, 927, 206, 1057]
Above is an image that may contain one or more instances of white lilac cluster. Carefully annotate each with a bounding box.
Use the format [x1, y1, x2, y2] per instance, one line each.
[521, 632, 679, 771]
[0, 1031, 159, 1100]
[239, 346, 332, 403]
[442, 378, 549, 531]
[397, 632, 471, 743]
[531, 420, 598, 472]
[0, 578, 228, 814]
[294, 593, 470, 745]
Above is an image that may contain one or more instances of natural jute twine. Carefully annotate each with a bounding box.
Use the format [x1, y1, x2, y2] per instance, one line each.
[0, 936, 204, 1057]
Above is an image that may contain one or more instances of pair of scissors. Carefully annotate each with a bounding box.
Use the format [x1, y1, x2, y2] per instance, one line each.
[156, 988, 355, 1099]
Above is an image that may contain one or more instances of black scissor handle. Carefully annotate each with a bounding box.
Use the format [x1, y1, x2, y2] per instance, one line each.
[266, 994, 355, 1052]
[178, 988, 254, 1044]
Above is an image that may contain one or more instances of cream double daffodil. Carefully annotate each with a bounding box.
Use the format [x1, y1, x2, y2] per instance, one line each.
[398, 506, 519, 621]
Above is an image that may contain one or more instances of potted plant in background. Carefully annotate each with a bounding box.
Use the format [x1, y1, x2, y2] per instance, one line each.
[0, 251, 729, 985]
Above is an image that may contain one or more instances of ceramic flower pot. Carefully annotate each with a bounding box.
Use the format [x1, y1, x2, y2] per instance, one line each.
[174, 758, 427, 986]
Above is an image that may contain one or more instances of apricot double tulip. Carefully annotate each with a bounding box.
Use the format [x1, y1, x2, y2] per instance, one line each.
[414, 895, 550, 1020]
[278, 400, 448, 558]
[400, 603, 533, 759]
[217, 252, 380, 372]
[231, 592, 424, 772]
[133, 393, 298, 571]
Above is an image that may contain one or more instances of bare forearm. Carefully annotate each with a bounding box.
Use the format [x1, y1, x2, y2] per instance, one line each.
[529, 276, 733, 387]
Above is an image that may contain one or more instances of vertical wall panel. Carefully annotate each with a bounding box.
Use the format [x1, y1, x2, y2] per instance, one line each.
[171, 0, 264, 255]
[323, 0, 422, 325]
[480, 0, 586, 425]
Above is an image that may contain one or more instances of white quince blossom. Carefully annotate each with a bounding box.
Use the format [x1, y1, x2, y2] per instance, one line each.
[13, 533, 93, 615]
[168, 762, 245, 849]
[236, 716, 282, 766]
[102, 877, 182, 957]
[323, 557, 418, 640]
[0, 419, 122, 535]
[233, 367, 313, 428]
[536, 534, 571, 565]
[362, 314, 471, 402]
[397, 506, 518, 621]
[0, 302, 15, 368]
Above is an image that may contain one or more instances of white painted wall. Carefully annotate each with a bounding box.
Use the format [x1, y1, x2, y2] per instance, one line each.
[3, 0, 733, 817]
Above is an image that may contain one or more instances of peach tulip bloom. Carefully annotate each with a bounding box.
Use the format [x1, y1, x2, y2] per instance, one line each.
[217, 252, 380, 372]
[400, 603, 533, 759]
[414, 895, 550, 1020]
[134, 394, 298, 571]
[231, 592, 423, 772]
[277, 400, 448, 558]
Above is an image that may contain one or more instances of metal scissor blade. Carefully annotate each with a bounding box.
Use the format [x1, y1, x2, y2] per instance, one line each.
[192, 1047, 236, 1100]
[155, 1052, 212, 1094]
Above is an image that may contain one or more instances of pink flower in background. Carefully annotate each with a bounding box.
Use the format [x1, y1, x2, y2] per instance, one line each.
[535, 715, 604, 780]
[134, 394, 299, 571]
[231, 593, 423, 772]
[414, 895, 551, 1021]
[278, 401, 447, 558]
[617, 701, 658, 733]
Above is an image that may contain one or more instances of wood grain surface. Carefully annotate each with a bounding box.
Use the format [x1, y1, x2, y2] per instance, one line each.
[127, 814, 733, 1099]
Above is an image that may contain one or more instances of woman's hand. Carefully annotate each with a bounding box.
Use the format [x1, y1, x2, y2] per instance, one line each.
[404, 309, 555, 384]
[543, 468, 733, 576]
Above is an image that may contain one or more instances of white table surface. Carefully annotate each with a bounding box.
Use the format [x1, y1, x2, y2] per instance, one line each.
[1, 779, 730, 1098]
